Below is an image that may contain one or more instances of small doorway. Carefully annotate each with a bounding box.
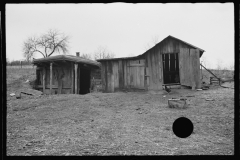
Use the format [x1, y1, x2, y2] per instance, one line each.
[162, 53, 180, 84]
[79, 68, 91, 94]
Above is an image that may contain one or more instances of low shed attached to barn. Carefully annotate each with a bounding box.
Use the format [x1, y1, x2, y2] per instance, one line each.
[32, 53, 101, 94]
[97, 35, 205, 93]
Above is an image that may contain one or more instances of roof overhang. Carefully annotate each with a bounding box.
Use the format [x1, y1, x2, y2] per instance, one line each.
[32, 55, 101, 67]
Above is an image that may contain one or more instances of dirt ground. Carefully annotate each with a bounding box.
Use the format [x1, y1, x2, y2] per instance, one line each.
[6, 67, 234, 155]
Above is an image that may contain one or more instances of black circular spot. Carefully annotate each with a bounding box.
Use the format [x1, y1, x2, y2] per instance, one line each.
[172, 117, 194, 138]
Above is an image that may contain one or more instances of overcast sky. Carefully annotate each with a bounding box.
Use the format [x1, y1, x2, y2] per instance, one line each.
[6, 3, 234, 69]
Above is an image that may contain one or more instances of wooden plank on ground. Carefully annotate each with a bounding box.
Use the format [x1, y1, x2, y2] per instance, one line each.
[20, 88, 43, 96]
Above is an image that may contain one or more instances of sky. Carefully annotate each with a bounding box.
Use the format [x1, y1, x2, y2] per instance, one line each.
[6, 3, 234, 69]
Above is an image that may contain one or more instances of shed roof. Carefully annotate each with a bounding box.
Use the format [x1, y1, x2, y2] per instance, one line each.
[97, 35, 205, 62]
[32, 55, 100, 67]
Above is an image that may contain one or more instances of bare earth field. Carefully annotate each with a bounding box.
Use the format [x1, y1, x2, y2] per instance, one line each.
[6, 67, 234, 155]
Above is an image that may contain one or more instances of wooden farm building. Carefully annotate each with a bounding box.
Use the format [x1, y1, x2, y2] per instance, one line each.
[33, 53, 101, 94]
[97, 35, 205, 93]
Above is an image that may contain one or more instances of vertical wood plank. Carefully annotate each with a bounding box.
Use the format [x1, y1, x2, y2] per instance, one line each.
[107, 61, 114, 92]
[111, 74, 115, 92]
[127, 61, 130, 88]
[122, 60, 125, 88]
[159, 52, 163, 89]
[159, 52, 162, 82]
[147, 52, 152, 90]
[78, 66, 80, 94]
[154, 50, 160, 90]
[101, 63, 106, 92]
[105, 61, 108, 92]
[58, 69, 63, 94]
[113, 62, 119, 89]
[119, 60, 123, 89]
[179, 48, 191, 87]
[144, 64, 147, 90]
[75, 63, 78, 94]
[50, 63, 52, 94]
[123, 60, 127, 88]
[42, 67, 45, 94]
[71, 63, 74, 93]
[190, 49, 201, 89]
[151, 51, 157, 90]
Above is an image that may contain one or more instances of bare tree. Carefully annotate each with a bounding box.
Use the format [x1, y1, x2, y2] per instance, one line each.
[94, 46, 115, 60]
[23, 29, 69, 61]
[81, 53, 92, 60]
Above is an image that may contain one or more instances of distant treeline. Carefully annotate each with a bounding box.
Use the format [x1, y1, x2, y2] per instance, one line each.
[7, 60, 33, 66]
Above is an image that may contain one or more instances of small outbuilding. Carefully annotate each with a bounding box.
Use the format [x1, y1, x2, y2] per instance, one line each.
[97, 35, 205, 92]
[32, 53, 101, 94]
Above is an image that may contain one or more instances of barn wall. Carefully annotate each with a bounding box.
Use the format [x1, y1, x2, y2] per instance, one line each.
[144, 37, 201, 90]
[101, 58, 146, 92]
[100, 37, 202, 92]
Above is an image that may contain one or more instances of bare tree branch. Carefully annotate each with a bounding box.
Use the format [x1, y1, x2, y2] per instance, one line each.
[22, 29, 69, 60]
[81, 53, 92, 60]
[94, 46, 115, 60]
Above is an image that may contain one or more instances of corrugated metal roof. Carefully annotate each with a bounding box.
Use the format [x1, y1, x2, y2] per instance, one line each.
[32, 55, 100, 67]
[97, 35, 205, 62]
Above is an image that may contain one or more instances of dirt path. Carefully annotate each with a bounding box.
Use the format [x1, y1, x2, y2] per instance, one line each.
[7, 83, 234, 155]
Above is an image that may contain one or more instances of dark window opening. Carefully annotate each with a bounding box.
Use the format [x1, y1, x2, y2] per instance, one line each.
[162, 53, 180, 84]
[36, 69, 41, 85]
[79, 68, 91, 94]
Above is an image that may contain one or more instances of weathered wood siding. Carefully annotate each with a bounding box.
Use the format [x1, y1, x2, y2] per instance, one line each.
[179, 48, 191, 86]
[145, 37, 202, 89]
[36, 62, 100, 94]
[190, 49, 201, 89]
[101, 59, 145, 92]
[90, 68, 102, 91]
[101, 37, 202, 92]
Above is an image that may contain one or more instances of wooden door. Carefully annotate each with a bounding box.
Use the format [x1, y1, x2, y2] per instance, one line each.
[128, 59, 145, 89]
[179, 48, 191, 86]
